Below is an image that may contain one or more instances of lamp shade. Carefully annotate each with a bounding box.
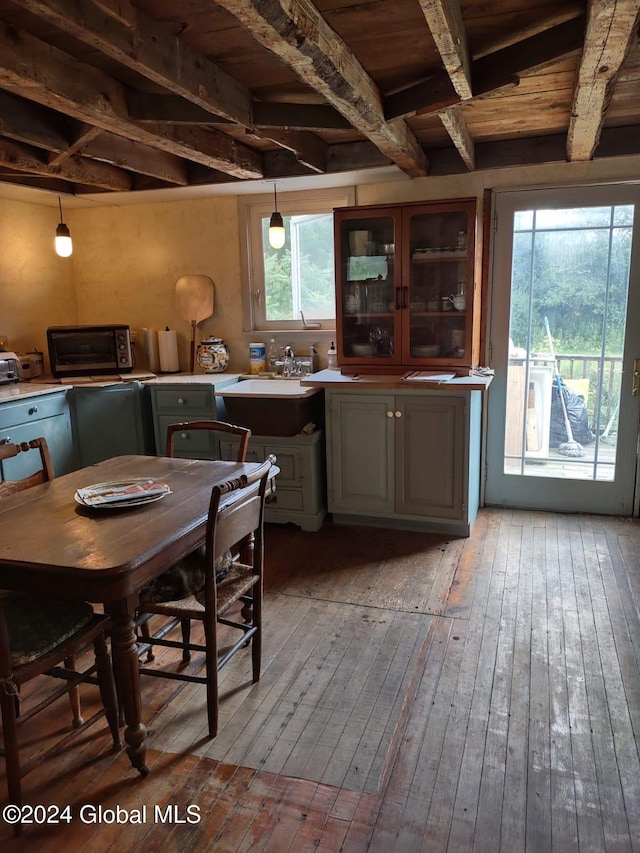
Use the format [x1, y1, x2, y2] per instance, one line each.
[268, 211, 285, 249]
[55, 197, 73, 257]
[55, 222, 73, 257]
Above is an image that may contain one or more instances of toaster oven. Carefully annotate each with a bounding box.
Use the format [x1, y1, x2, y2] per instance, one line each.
[47, 325, 133, 378]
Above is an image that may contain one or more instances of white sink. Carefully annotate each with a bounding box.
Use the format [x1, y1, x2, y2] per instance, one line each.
[215, 379, 319, 399]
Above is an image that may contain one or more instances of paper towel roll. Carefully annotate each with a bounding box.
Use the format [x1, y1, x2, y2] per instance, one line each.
[157, 328, 180, 373]
[143, 327, 160, 373]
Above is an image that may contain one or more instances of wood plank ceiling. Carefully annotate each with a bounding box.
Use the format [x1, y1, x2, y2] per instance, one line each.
[0, 0, 638, 196]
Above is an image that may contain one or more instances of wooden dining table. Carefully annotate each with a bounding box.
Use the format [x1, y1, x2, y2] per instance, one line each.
[0, 453, 271, 777]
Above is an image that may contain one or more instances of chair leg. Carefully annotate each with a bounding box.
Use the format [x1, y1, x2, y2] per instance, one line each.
[251, 587, 262, 684]
[139, 619, 155, 662]
[0, 677, 23, 834]
[64, 654, 83, 728]
[92, 634, 122, 752]
[180, 619, 191, 664]
[204, 617, 219, 738]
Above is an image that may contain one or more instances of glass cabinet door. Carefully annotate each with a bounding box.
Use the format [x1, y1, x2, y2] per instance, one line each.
[403, 206, 471, 365]
[336, 211, 401, 365]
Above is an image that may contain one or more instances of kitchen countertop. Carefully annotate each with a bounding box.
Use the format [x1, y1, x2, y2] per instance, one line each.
[301, 368, 493, 391]
[143, 372, 242, 385]
[0, 382, 73, 403]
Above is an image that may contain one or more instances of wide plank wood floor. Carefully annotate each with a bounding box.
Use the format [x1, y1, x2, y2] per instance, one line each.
[2, 508, 640, 851]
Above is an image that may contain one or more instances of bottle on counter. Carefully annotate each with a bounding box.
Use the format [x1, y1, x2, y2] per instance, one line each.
[267, 338, 279, 372]
[327, 341, 338, 370]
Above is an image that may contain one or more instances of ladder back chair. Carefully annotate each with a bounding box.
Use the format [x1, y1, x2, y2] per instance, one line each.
[137, 454, 275, 737]
[0, 594, 121, 834]
[0, 438, 105, 728]
[137, 420, 252, 663]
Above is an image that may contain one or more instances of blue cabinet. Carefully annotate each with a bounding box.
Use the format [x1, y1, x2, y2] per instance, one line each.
[0, 390, 75, 480]
[70, 383, 154, 466]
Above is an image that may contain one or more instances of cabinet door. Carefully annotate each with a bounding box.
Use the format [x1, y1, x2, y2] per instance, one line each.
[396, 395, 467, 519]
[0, 408, 74, 479]
[335, 208, 403, 368]
[402, 200, 476, 369]
[72, 385, 144, 466]
[328, 393, 395, 514]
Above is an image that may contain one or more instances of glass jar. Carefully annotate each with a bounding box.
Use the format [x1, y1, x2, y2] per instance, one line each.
[196, 336, 230, 373]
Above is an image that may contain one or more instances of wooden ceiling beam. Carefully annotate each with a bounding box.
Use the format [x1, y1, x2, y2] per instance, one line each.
[76, 132, 190, 185]
[250, 127, 327, 173]
[48, 124, 103, 167]
[0, 90, 69, 152]
[387, 15, 585, 120]
[418, 0, 473, 100]
[0, 137, 132, 190]
[438, 106, 475, 170]
[0, 22, 264, 179]
[16, 0, 252, 126]
[214, 0, 428, 178]
[88, 0, 136, 29]
[253, 101, 350, 130]
[567, 0, 640, 161]
[127, 94, 233, 125]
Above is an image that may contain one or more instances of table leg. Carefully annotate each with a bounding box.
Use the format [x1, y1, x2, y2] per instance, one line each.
[105, 601, 149, 777]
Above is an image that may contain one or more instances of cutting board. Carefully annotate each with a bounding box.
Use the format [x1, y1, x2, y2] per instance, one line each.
[175, 275, 215, 372]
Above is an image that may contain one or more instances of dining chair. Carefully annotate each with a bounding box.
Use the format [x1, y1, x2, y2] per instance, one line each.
[0, 437, 54, 497]
[137, 454, 274, 737]
[0, 593, 121, 833]
[0, 438, 89, 727]
[137, 420, 251, 664]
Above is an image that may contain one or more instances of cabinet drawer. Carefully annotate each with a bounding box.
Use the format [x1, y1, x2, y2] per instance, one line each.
[158, 416, 215, 457]
[221, 439, 300, 486]
[153, 388, 214, 413]
[267, 488, 304, 512]
[0, 392, 68, 430]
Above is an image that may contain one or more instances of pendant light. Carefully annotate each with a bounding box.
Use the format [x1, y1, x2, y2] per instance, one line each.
[268, 184, 285, 249]
[54, 197, 73, 257]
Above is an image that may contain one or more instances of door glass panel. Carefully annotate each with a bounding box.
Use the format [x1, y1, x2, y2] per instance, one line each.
[339, 215, 395, 360]
[407, 210, 468, 360]
[503, 204, 633, 481]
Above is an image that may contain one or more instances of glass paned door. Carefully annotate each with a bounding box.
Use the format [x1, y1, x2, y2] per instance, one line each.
[486, 185, 640, 515]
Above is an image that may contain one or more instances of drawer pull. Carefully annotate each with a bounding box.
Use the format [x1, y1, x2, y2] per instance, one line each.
[180, 432, 188, 440]
[177, 397, 185, 405]
[28, 406, 39, 415]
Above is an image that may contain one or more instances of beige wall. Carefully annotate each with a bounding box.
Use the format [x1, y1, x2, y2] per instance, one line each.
[0, 196, 78, 358]
[71, 196, 245, 372]
[2, 153, 640, 373]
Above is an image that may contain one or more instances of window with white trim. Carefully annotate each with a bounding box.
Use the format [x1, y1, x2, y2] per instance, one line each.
[241, 188, 354, 331]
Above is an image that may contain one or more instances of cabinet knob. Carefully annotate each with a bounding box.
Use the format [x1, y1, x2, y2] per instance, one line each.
[180, 432, 188, 440]
[28, 406, 38, 415]
[177, 397, 185, 405]
[394, 411, 402, 418]
[386, 411, 394, 418]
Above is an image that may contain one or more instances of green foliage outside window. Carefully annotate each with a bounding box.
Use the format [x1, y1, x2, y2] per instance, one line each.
[262, 214, 336, 321]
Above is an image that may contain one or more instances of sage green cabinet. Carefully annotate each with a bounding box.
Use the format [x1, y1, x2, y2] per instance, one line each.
[220, 431, 326, 532]
[326, 388, 482, 536]
[0, 390, 75, 479]
[148, 379, 238, 458]
[70, 383, 154, 466]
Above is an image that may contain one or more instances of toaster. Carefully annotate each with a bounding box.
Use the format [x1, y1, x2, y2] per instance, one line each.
[0, 352, 19, 385]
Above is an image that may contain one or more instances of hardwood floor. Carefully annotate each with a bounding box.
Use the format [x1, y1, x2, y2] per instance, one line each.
[2, 509, 640, 851]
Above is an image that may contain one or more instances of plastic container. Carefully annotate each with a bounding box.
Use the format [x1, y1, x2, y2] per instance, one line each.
[249, 342, 266, 374]
[267, 338, 279, 371]
[327, 341, 338, 370]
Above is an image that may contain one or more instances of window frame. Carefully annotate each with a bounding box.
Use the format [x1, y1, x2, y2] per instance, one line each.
[240, 186, 355, 332]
